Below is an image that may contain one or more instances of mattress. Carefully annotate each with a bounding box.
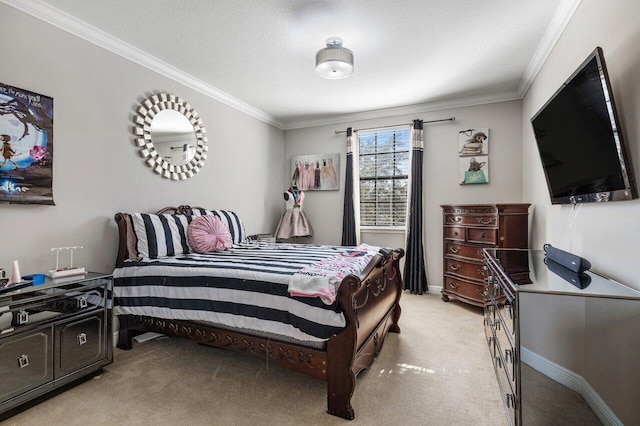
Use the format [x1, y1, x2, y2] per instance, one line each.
[113, 242, 356, 343]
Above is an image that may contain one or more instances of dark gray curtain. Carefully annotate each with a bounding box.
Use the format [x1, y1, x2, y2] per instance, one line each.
[404, 120, 428, 294]
[341, 127, 357, 246]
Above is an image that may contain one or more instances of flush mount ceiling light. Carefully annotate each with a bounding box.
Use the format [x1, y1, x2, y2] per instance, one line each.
[315, 38, 354, 79]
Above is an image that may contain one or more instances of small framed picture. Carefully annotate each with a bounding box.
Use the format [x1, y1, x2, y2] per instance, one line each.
[460, 155, 489, 185]
[290, 153, 340, 191]
[458, 128, 489, 156]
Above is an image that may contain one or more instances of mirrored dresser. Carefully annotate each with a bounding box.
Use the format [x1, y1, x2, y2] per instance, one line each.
[483, 249, 639, 426]
[0, 273, 113, 417]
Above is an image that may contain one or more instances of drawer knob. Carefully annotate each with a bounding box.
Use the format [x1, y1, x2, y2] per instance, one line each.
[17, 354, 29, 369]
[449, 216, 462, 223]
[450, 246, 460, 254]
[77, 332, 87, 346]
[447, 281, 459, 289]
[505, 305, 513, 319]
[506, 393, 516, 409]
[505, 349, 513, 363]
[480, 232, 486, 238]
[17, 310, 29, 325]
[477, 217, 495, 225]
[448, 263, 461, 271]
[77, 296, 88, 309]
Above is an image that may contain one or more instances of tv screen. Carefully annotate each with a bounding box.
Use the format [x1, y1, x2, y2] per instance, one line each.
[531, 47, 637, 204]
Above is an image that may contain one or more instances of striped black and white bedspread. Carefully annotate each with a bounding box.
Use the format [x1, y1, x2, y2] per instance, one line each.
[113, 242, 357, 342]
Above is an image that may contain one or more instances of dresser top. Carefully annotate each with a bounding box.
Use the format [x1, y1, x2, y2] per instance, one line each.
[484, 249, 640, 300]
[0, 272, 111, 299]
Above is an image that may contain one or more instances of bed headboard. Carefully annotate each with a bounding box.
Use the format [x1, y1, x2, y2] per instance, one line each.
[114, 205, 206, 267]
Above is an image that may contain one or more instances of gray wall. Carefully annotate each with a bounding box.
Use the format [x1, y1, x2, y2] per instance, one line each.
[522, 0, 640, 290]
[0, 4, 284, 276]
[284, 100, 525, 287]
[520, 0, 640, 422]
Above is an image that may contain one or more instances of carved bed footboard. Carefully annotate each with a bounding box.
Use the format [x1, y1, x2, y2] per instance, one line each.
[326, 247, 404, 419]
[114, 207, 404, 420]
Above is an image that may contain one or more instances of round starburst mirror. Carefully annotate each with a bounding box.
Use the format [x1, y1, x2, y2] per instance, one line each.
[133, 93, 208, 180]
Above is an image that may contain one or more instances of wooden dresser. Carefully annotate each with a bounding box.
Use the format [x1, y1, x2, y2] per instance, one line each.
[440, 204, 530, 307]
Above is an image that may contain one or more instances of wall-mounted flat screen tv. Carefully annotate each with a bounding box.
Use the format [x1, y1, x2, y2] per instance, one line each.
[531, 47, 637, 204]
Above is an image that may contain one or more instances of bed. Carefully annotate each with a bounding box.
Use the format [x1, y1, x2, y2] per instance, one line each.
[113, 205, 404, 420]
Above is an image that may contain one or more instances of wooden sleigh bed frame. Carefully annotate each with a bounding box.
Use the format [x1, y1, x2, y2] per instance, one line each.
[114, 205, 404, 420]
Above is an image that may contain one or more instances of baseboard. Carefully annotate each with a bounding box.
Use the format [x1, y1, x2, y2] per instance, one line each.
[520, 346, 622, 426]
[426, 285, 442, 294]
[520, 346, 582, 393]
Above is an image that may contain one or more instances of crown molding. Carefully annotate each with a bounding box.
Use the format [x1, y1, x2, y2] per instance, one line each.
[517, 0, 583, 97]
[1, 0, 285, 129]
[2, 0, 580, 132]
[283, 90, 522, 130]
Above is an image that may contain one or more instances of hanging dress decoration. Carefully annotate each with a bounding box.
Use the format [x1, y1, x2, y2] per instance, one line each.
[274, 187, 314, 239]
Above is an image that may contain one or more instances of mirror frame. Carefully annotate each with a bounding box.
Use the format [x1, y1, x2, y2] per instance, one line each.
[133, 93, 208, 180]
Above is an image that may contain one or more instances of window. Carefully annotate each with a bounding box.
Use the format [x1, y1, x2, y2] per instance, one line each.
[358, 128, 410, 227]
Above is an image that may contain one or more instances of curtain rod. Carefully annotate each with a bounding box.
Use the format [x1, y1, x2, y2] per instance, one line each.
[333, 117, 455, 135]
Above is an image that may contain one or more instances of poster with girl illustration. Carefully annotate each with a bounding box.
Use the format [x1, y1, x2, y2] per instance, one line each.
[0, 82, 54, 204]
[290, 153, 340, 191]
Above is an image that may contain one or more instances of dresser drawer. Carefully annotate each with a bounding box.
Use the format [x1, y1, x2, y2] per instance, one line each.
[483, 308, 496, 351]
[0, 327, 53, 403]
[444, 242, 484, 260]
[494, 298, 516, 341]
[445, 258, 486, 281]
[493, 319, 516, 385]
[3, 281, 106, 335]
[55, 312, 105, 379]
[444, 226, 465, 241]
[467, 228, 497, 245]
[443, 276, 485, 301]
[493, 339, 517, 425]
[487, 314, 516, 395]
[444, 214, 497, 227]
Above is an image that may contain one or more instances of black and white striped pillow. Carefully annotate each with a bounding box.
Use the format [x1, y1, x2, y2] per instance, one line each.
[131, 213, 192, 259]
[192, 209, 246, 244]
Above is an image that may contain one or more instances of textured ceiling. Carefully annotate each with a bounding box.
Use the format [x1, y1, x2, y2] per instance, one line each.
[26, 0, 564, 128]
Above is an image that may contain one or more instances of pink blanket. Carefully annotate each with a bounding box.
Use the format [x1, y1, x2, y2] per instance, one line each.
[288, 244, 379, 304]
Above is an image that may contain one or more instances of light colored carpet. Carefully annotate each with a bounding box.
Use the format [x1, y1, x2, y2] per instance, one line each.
[5, 293, 509, 425]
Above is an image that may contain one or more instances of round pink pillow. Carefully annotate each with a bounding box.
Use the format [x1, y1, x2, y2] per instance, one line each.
[187, 216, 233, 253]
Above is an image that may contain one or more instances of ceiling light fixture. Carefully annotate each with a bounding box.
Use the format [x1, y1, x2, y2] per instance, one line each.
[315, 38, 354, 79]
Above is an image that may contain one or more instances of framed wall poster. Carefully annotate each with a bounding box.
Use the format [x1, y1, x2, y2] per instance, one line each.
[458, 128, 489, 156]
[290, 153, 340, 191]
[0, 82, 54, 204]
[460, 155, 489, 184]
[458, 128, 489, 185]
